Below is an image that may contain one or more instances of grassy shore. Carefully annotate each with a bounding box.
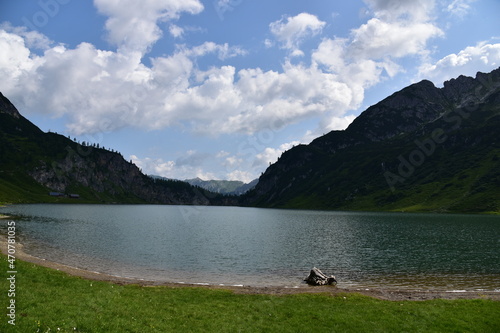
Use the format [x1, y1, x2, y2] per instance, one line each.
[1, 255, 499, 332]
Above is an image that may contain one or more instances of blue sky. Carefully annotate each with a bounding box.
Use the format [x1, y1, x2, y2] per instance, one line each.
[1, 0, 499, 182]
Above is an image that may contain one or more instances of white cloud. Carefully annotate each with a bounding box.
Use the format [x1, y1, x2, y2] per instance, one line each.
[419, 42, 500, 85]
[0, 29, 40, 86]
[130, 154, 216, 180]
[94, 0, 204, 53]
[211, 62, 354, 135]
[312, 0, 442, 88]
[306, 0, 443, 138]
[0, 23, 52, 50]
[0, 0, 443, 141]
[0, 0, 468, 147]
[0, 29, 248, 135]
[363, 0, 435, 22]
[349, 18, 443, 59]
[185, 41, 247, 60]
[226, 170, 255, 183]
[269, 13, 326, 56]
[323, 115, 357, 132]
[130, 154, 175, 175]
[224, 156, 243, 167]
[169, 24, 184, 38]
[446, 0, 477, 18]
[253, 141, 300, 168]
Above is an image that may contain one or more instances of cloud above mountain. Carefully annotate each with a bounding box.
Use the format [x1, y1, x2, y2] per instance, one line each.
[0, 0, 446, 137]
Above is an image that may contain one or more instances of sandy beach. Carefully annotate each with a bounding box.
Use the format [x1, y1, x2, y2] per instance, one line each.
[1, 234, 499, 301]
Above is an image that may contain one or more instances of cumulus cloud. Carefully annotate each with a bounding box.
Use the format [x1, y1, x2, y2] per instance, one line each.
[269, 13, 326, 56]
[130, 154, 216, 180]
[0, 28, 246, 134]
[419, 42, 500, 85]
[94, 0, 203, 53]
[364, 0, 435, 22]
[130, 154, 175, 175]
[0, 0, 447, 140]
[0, 23, 360, 137]
[169, 24, 184, 38]
[0, 23, 52, 50]
[348, 18, 443, 59]
[253, 141, 300, 168]
[226, 170, 255, 183]
[0, 29, 40, 84]
[301, 0, 443, 138]
[312, 0, 442, 96]
[322, 115, 357, 132]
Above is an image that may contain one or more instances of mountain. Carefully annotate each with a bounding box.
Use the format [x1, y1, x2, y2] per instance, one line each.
[184, 177, 258, 195]
[0, 93, 228, 205]
[242, 68, 500, 213]
[2, 68, 499, 212]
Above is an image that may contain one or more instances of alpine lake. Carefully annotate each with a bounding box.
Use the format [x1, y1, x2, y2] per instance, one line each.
[1, 204, 499, 291]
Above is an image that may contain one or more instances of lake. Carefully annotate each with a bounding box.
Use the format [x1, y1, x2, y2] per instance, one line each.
[1, 204, 499, 291]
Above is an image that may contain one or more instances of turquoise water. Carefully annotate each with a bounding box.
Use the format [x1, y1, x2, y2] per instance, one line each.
[1, 204, 499, 290]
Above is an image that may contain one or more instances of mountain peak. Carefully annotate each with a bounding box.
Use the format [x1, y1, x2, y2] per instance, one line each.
[0, 92, 21, 119]
[244, 67, 500, 213]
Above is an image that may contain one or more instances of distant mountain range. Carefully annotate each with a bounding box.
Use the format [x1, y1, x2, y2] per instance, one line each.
[242, 68, 500, 213]
[1, 67, 499, 213]
[149, 176, 258, 195]
[182, 177, 258, 195]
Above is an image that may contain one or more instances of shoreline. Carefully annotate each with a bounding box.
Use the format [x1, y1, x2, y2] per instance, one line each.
[1, 235, 499, 301]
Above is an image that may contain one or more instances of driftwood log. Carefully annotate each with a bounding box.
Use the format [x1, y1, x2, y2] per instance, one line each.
[304, 267, 337, 286]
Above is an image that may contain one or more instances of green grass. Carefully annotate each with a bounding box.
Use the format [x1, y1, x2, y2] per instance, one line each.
[1, 255, 499, 332]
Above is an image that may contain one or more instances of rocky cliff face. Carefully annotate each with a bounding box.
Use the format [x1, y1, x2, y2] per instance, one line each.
[29, 145, 214, 204]
[243, 68, 500, 213]
[0, 96, 223, 205]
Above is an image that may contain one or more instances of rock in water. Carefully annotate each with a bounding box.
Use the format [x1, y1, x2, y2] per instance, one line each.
[304, 267, 337, 286]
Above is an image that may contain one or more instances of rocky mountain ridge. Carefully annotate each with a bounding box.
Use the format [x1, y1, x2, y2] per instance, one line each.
[242, 68, 500, 213]
[184, 177, 258, 195]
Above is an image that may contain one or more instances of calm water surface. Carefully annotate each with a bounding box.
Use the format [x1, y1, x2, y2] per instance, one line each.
[1, 204, 499, 290]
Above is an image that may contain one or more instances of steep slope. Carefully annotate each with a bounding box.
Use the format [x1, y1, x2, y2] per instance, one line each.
[0, 93, 224, 205]
[242, 68, 500, 213]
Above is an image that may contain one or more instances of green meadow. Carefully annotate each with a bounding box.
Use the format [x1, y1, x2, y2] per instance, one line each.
[1, 255, 499, 332]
